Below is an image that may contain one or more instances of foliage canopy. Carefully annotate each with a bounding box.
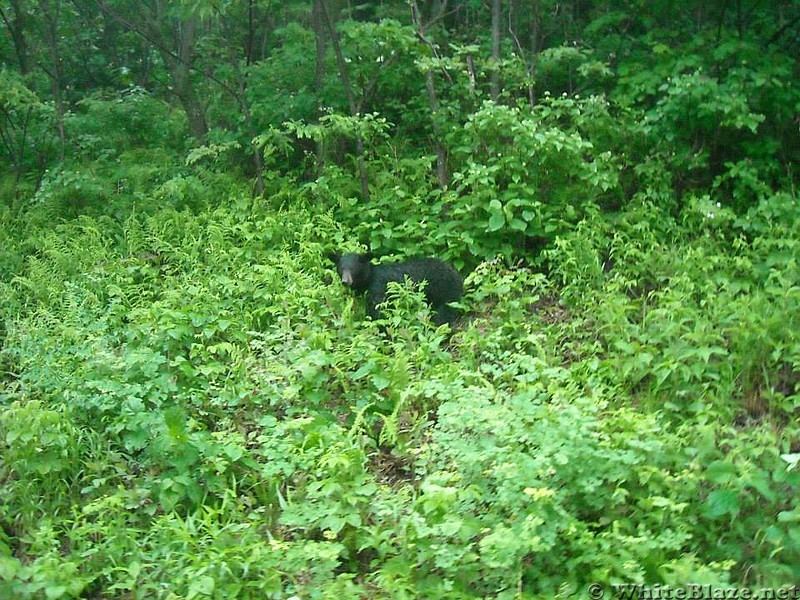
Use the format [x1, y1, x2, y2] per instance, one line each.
[1, 0, 799, 597]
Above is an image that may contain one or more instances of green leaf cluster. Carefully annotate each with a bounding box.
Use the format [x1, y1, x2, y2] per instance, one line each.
[2, 0, 800, 596]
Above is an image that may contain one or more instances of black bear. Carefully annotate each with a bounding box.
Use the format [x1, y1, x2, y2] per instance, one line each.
[327, 252, 464, 326]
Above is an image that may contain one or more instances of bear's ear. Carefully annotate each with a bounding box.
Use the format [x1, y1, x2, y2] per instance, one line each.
[326, 252, 341, 264]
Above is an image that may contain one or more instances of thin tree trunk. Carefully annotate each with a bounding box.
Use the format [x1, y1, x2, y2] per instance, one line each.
[39, 0, 65, 161]
[318, 0, 370, 201]
[238, 76, 265, 196]
[509, 0, 539, 107]
[425, 72, 449, 188]
[490, 0, 502, 101]
[235, 1, 265, 196]
[1, 0, 29, 74]
[102, 0, 208, 142]
[162, 16, 207, 141]
[410, 0, 449, 188]
[312, 0, 327, 171]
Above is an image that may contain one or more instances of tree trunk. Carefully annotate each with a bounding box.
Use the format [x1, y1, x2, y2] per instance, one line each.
[99, 1, 209, 142]
[160, 16, 207, 141]
[237, 76, 265, 196]
[1, 0, 29, 74]
[410, 0, 449, 188]
[312, 0, 327, 171]
[490, 0, 502, 101]
[319, 0, 370, 202]
[38, 0, 65, 161]
[509, 0, 540, 106]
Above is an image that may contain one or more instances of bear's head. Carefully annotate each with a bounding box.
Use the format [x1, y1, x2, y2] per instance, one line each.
[327, 252, 373, 291]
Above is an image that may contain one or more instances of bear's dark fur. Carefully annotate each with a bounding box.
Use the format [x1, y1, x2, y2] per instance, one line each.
[327, 252, 464, 325]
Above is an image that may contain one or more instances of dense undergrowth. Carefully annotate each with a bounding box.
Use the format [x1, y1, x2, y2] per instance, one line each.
[2, 1, 800, 597]
[1, 181, 798, 597]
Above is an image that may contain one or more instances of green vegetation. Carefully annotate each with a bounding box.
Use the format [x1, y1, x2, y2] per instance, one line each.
[1, 0, 799, 597]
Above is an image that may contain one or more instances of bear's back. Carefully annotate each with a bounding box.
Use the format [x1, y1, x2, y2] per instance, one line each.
[371, 258, 463, 305]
